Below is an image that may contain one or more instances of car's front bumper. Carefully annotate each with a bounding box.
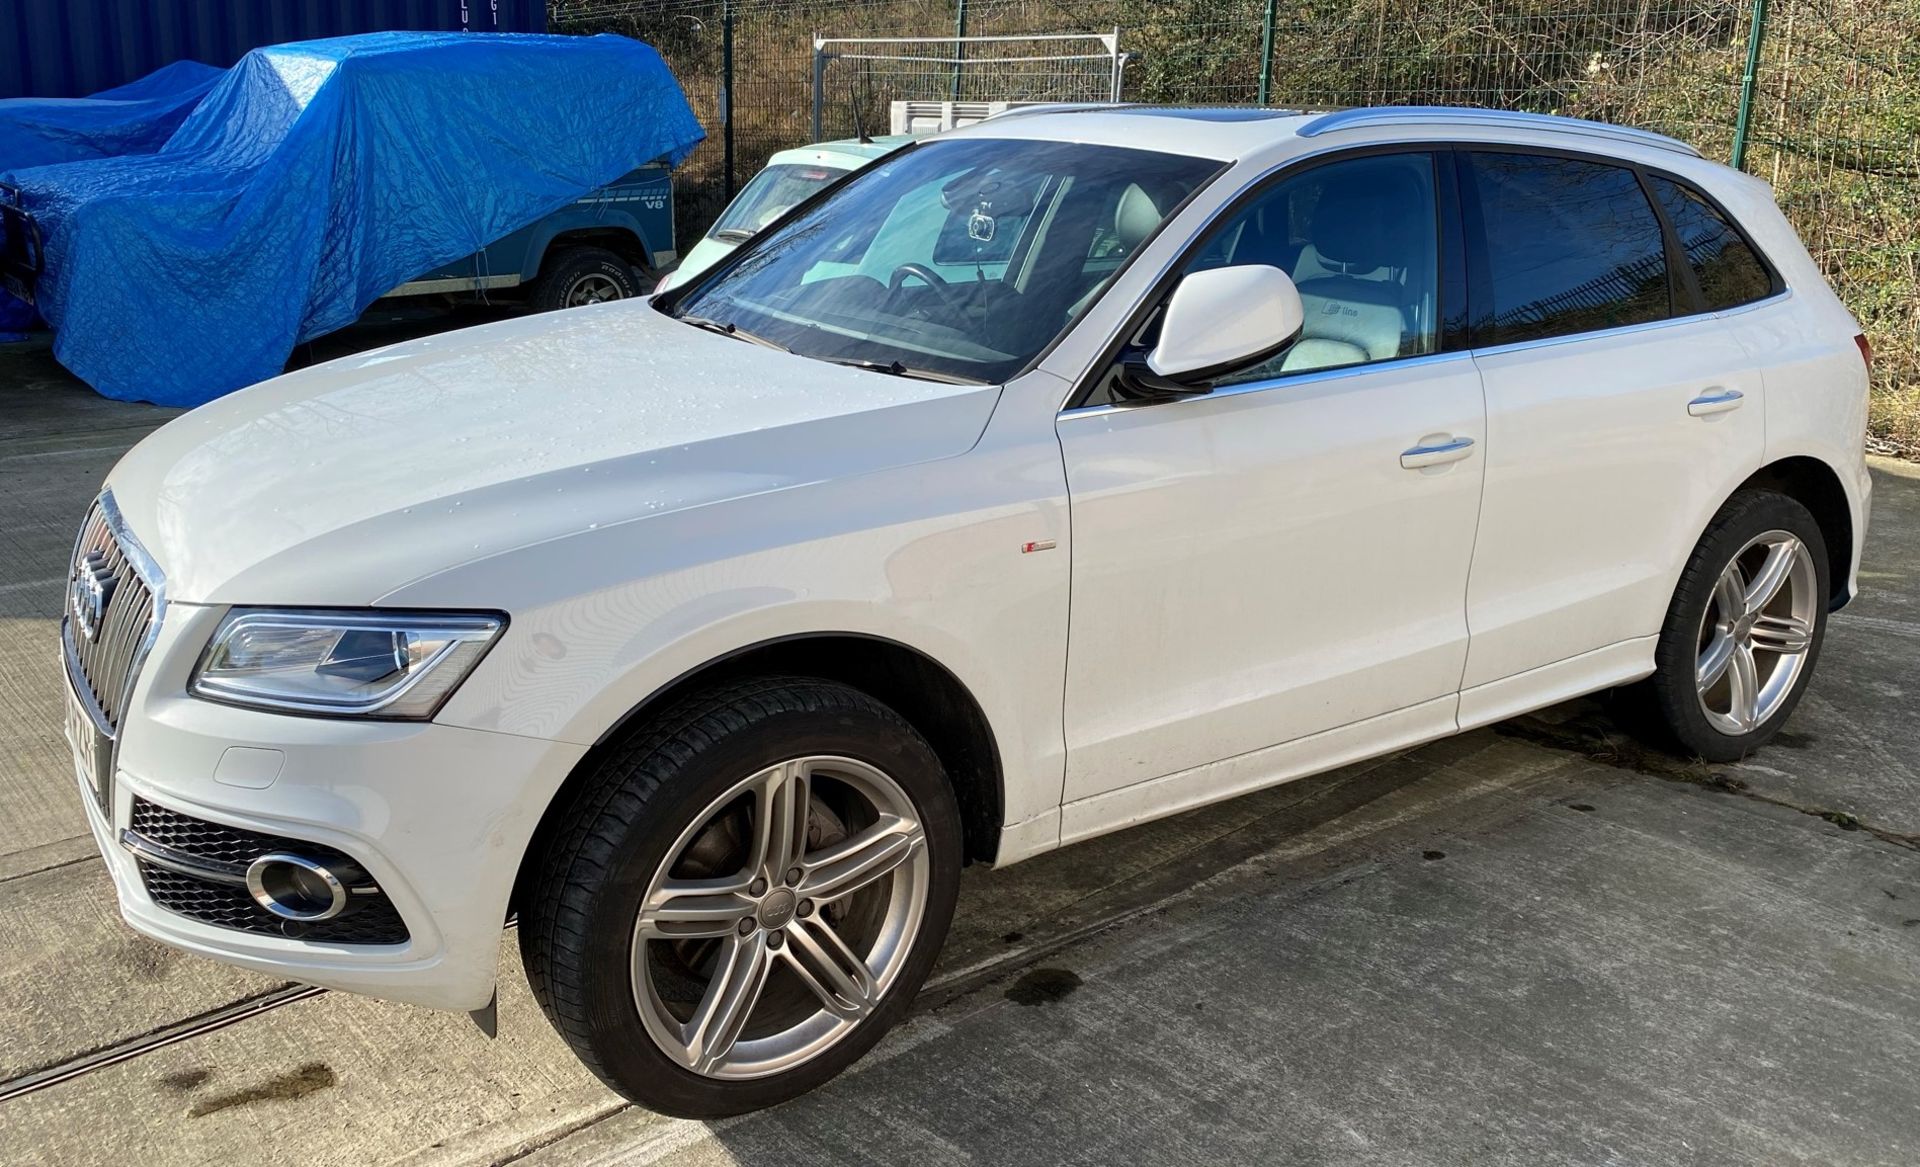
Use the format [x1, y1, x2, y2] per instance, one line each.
[82, 604, 587, 1012]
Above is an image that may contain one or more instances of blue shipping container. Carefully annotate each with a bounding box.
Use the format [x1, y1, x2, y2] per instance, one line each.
[0, 0, 547, 99]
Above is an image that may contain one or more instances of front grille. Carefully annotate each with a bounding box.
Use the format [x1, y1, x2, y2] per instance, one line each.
[129, 798, 411, 946]
[64, 498, 161, 734]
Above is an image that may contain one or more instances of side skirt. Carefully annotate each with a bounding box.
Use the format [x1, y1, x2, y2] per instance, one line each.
[1456, 637, 1657, 733]
[1038, 637, 1658, 859]
[1056, 696, 1460, 848]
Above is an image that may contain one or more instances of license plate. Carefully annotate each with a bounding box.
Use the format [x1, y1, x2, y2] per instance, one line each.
[63, 680, 113, 814]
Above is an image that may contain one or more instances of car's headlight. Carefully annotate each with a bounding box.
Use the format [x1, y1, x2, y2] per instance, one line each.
[190, 609, 505, 719]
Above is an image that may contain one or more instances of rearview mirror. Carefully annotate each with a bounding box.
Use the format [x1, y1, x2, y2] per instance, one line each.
[1128, 265, 1305, 395]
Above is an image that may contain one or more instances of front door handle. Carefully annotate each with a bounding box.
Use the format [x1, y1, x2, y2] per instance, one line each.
[1687, 389, 1745, 417]
[1400, 436, 1476, 470]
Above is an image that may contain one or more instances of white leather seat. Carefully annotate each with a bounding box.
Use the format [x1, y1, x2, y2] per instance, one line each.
[1282, 170, 1427, 372]
[1284, 294, 1407, 369]
[1066, 182, 1171, 321]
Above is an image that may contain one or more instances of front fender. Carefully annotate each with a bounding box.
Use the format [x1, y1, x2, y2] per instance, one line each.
[409, 402, 1074, 834]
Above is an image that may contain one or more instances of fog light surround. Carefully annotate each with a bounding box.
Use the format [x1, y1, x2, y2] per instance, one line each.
[245, 853, 352, 921]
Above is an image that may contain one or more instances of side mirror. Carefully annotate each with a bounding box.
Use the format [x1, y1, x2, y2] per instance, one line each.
[1122, 265, 1305, 397]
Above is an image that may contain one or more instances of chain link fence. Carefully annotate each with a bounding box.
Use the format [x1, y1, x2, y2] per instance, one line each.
[552, 0, 1917, 454]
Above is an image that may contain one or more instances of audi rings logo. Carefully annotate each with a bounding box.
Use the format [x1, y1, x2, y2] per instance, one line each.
[70, 550, 117, 641]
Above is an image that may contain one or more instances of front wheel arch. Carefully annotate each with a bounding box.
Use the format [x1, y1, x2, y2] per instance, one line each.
[513, 633, 1006, 917]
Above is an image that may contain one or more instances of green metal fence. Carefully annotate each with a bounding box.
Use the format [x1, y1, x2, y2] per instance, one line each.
[552, 0, 1919, 454]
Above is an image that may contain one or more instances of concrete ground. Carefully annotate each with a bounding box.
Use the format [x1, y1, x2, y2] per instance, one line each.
[2, 332, 1917, 1166]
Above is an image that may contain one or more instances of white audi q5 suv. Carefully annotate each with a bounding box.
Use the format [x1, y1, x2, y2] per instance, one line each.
[64, 105, 1870, 1116]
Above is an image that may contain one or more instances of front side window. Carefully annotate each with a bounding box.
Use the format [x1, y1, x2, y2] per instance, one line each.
[1179, 152, 1440, 385]
[709, 163, 850, 240]
[672, 138, 1221, 385]
[1465, 152, 1671, 346]
[1646, 175, 1776, 310]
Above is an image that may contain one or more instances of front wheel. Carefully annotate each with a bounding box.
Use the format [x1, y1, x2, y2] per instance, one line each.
[1639, 489, 1829, 762]
[519, 678, 962, 1118]
[527, 245, 643, 312]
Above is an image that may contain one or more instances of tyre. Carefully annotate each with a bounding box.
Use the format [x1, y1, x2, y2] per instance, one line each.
[519, 677, 962, 1118]
[1639, 489, 1830, 762]
[527, 245, 642, 312]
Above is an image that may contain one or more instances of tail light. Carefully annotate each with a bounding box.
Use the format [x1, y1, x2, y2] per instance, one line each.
[1855, 333, 1872, 372]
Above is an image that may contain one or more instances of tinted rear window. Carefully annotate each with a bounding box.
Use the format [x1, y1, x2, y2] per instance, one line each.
[1647, 175, 1776, 310]
[711, 163, 846, 238]
[1465, 152, 1671, 346]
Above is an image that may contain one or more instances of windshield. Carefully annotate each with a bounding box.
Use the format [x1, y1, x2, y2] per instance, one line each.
[709, 162, 853, 240]
[670, 138, 1222, 384]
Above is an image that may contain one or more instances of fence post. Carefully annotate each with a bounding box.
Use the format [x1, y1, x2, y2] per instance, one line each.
[1257, 0, 1278, 105]
[721, 0, 735, 198]
[950, 0, 968, 102]
[811, 36, 826, 141]
[1731, 0, 1768, 170]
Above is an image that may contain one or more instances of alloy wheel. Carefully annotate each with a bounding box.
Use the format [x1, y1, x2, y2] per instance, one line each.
[630, 756, 929, 1079]
[564, 273, 624, 306]
[1694, 529, 1818, 736]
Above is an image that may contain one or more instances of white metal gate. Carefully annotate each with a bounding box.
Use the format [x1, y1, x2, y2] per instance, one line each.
[810, 31, 1126, 141]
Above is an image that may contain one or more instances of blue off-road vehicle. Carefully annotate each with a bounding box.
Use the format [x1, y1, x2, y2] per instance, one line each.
[6, 162, 681, 320]
[0, 32, 702, 407]
[384, 162, 678, 310]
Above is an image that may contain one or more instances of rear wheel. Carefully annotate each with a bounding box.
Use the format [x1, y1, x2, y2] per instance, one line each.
[519, 678, 962, 1118]
[528, 245, 642, 312]
[1639, 490, 1829, 762]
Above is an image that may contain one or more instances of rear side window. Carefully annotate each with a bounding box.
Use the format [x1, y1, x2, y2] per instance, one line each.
[1464, 152, 1671, 346]
[1646, 175, 1776, 310]
[710, 163, 846, 239]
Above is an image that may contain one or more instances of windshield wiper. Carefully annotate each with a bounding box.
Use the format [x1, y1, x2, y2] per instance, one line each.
[826, 357, 984, 386]
[711, 227, 755, 242]
[677, 314, 790, 352]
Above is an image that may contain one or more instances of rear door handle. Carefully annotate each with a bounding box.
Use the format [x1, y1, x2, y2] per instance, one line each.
[1400, 436, 1475, 469]
[1687, 389, 1745, 417]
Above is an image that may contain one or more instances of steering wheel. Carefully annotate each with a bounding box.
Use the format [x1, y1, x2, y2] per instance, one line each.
[887, 263, 970, 314]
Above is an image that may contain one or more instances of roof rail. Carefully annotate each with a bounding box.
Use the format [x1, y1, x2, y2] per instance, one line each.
[1295, 106, 1702, 159]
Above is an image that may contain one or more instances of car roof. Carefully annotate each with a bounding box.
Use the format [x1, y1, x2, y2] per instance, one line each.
[947, 104, 1703, 169]
[767, 135, 914, 170]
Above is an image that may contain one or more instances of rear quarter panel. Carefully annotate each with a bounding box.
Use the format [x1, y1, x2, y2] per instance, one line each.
[1703, 171, 1872, 591]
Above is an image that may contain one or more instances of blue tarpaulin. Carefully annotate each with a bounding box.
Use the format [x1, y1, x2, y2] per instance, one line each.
[0, 58, 224, 169]
[2, 32, 703, 405]
[0, 59, 224, 335]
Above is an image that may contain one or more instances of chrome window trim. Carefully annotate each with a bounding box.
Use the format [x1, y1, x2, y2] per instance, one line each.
[1709, 287, 1796, 321]
[1468, 287, 1795, 360]
[1058, 350, 1474, 420]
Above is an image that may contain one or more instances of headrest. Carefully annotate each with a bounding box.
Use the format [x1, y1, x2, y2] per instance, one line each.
[1308, 170, 1421, 272]
[1114, 183, 1167, 249]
